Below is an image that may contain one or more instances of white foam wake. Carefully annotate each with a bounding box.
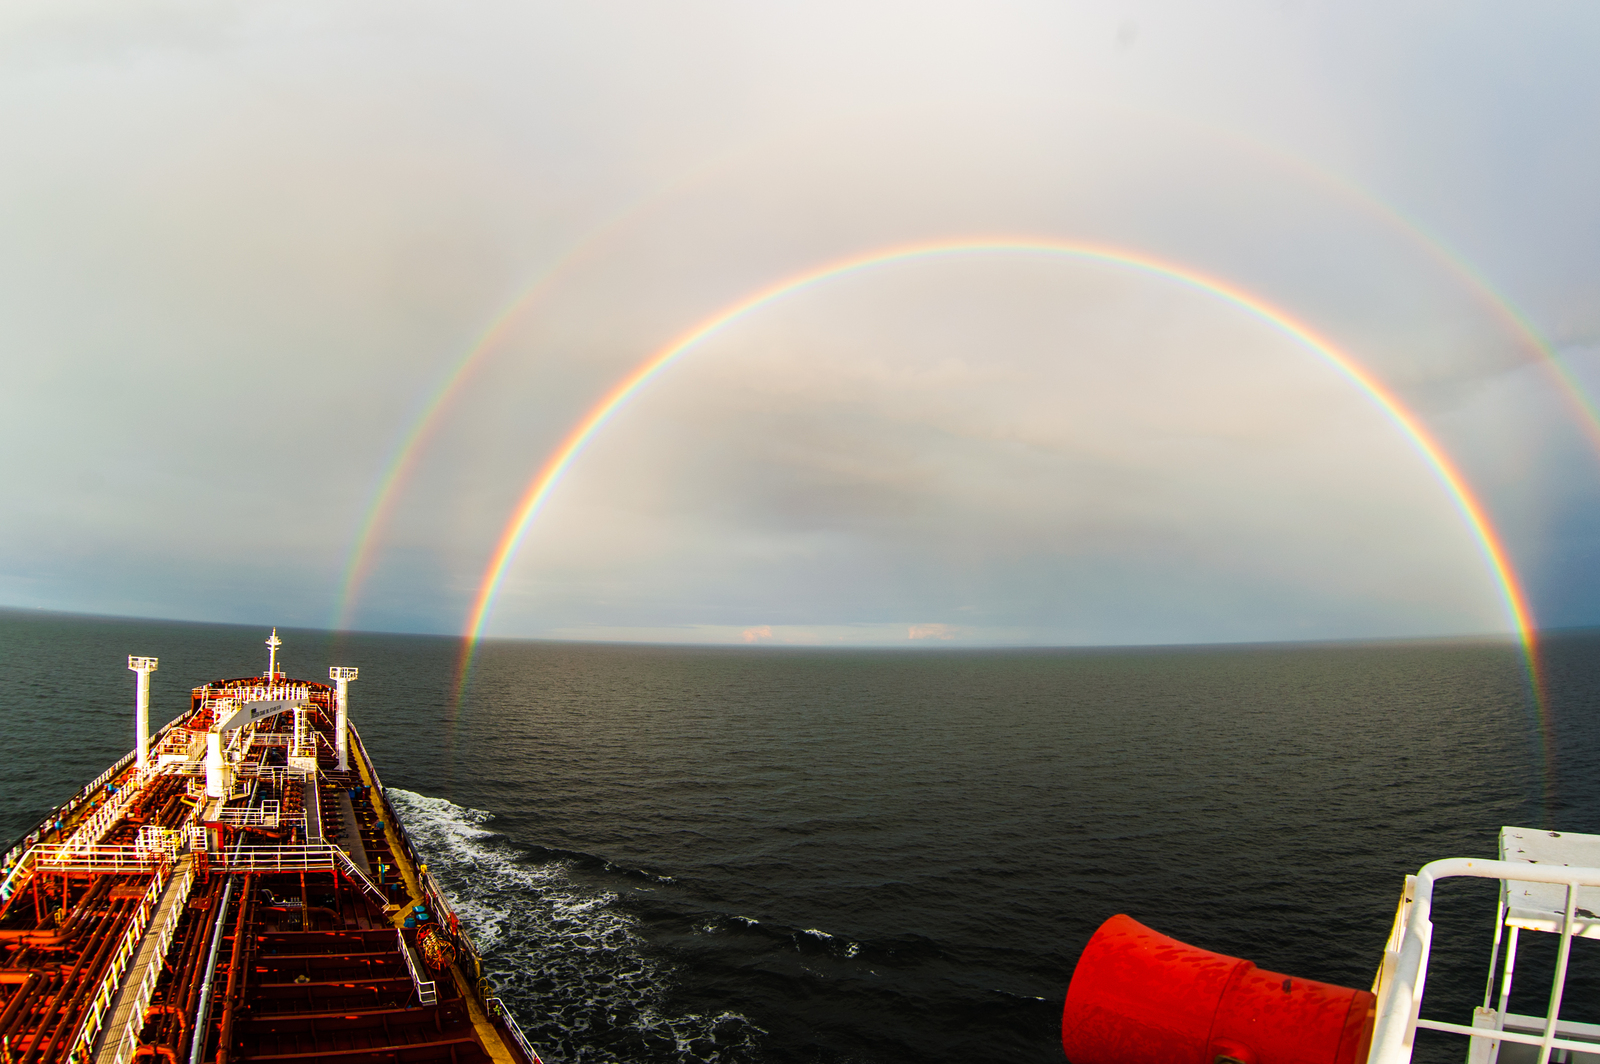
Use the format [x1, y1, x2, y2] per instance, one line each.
[389, 789, 762, 1064]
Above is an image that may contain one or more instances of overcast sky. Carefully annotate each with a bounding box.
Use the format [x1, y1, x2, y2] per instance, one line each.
[3, 0, 1599, 645]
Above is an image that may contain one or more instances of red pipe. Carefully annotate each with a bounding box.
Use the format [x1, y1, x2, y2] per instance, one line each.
[17, 895, 122, 1064]
[0, 971, 44, 1044]
[141, 1003, 188, 1043]
[215, 875, 254, 1064]
[34, 895, 132, 1064]
[0, 879, 108, 946]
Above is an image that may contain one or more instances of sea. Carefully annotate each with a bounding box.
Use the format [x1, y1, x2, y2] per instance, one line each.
[5, 608, 1600, 1064]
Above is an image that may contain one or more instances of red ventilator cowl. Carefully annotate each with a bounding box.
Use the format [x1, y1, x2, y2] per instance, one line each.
[1061, 915, 1375, 1064]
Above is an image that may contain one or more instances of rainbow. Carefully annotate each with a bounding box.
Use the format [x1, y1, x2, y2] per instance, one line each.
[328, 165, 728, 632]
[331, 294, 536, 632]
[454, 239, 1549, 765]
[330, 136, 1600, 643]
[1226, 128, 1600, 454]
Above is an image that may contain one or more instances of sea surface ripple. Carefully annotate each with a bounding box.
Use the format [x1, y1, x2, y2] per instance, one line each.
[6, 610, 1600, 1063]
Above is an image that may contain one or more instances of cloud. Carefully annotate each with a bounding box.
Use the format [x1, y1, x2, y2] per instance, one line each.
[741, 625, 773, 643]
[908, 623, 956, 641]
[3, 1, 1597, 638]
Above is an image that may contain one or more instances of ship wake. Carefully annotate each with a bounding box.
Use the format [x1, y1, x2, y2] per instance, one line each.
[389, 788, 763, 1064]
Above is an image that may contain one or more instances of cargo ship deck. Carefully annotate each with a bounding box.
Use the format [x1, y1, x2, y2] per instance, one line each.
[0, 634, 541, 1064]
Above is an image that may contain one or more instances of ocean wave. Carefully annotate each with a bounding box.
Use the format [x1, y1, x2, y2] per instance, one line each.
[389, 788, 764, 1064]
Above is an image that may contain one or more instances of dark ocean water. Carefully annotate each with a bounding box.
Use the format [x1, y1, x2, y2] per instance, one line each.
[5, 608, 1600, 1064]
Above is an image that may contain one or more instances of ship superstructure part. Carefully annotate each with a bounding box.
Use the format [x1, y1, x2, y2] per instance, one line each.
[0, 633, 542, 1064]
[1062, 828, 1600, 1064]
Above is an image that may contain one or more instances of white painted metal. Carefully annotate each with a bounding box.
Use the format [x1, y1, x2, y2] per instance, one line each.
[487, 998, 545, 1064]
[127, 656, 158, 771]
[102, 859, 195, 1064]
[213, 697, 304, 734]
[397, 929, 438, 1005]
[265, 627, 282, 678]
[1368, 839, 1600, 1064]
[31, 844, 159, 873]
[331, 848, 388, 907]
[213, 800, 283, 827]
[1499, 828, 1600, 936]
[205, 729, 227, 798]
[330, 666, 358, 771]
[189, 875, 234, 1064]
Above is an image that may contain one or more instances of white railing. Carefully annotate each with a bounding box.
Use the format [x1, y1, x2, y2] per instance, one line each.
[64, 766, 162, 851]
[136, 826, 182, 860]
[206, 683, 313, 704]
[220, 845, 341, 873]
[332, 848, 388, 908]
[2, 716, 191, 892]
[236, 764, 312, 784]
[66, 861, 179, 1064]
[1371, 857, 1600, 1064]
[486, 999, 544, 1064]
[96, 859, 195, 1064]
[152, 728, 199, 758]
[396, 930, 437, 1005]
[161, 762, 206, 778]
[0, 847, 37, 902]
[214, 802, 282, 827]
[33, 845, 159, 874]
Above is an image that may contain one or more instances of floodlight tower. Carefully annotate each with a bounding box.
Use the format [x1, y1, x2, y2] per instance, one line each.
[128, 656, 159, 771]
[265, 628, 283, 679]
[329, 666, 359, 771]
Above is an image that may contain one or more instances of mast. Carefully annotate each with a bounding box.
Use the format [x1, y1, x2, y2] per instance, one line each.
[128, 655, 159, 771]
[330, 667, 359, 771]
[266, 627, 282, 679]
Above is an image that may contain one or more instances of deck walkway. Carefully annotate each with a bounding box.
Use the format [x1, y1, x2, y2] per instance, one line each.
[305, 776, 322, 843]
[336, 791, 371, 877]
[90, 856, 195, 1064]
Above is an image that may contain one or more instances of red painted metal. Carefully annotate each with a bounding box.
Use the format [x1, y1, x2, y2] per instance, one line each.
[1062, 915, 1376, 1064]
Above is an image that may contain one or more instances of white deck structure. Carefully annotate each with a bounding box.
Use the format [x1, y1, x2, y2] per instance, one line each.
[1371, 827, 1600, 1064]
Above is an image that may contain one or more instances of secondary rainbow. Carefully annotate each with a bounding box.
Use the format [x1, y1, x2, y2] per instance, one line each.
[331, 137, 1598, 638]
[329, 165, 728, 632]
[1226, 125, 1600, 454]
[455, 238, 1548, 761]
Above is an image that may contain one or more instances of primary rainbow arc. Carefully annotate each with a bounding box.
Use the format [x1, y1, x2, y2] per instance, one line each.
[457, 238, 1542, 710]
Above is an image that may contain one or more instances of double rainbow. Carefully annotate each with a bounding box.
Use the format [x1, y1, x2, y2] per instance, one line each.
[453, 240, 1545, 737]
[333, 160, 1600, 641]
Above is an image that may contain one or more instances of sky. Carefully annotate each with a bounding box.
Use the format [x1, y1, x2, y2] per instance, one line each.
[2, 0, 1599, 646]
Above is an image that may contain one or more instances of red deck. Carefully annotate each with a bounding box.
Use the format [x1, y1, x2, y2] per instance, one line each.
[0, 668, 538, 1064]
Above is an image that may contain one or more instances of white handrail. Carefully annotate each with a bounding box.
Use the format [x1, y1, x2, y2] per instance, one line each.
[396, 930, 437, 1005]
[1370, 857, 1600, 1064]
[332, 848, 389, 908]
[104, 860, 195, 1064]
[32, 845, 158, 873]
[67, 859, 176, 1063]
[220, 845, 340, 873]
[486, 998, 544, 1064]
[83, 860, 195, 1064]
